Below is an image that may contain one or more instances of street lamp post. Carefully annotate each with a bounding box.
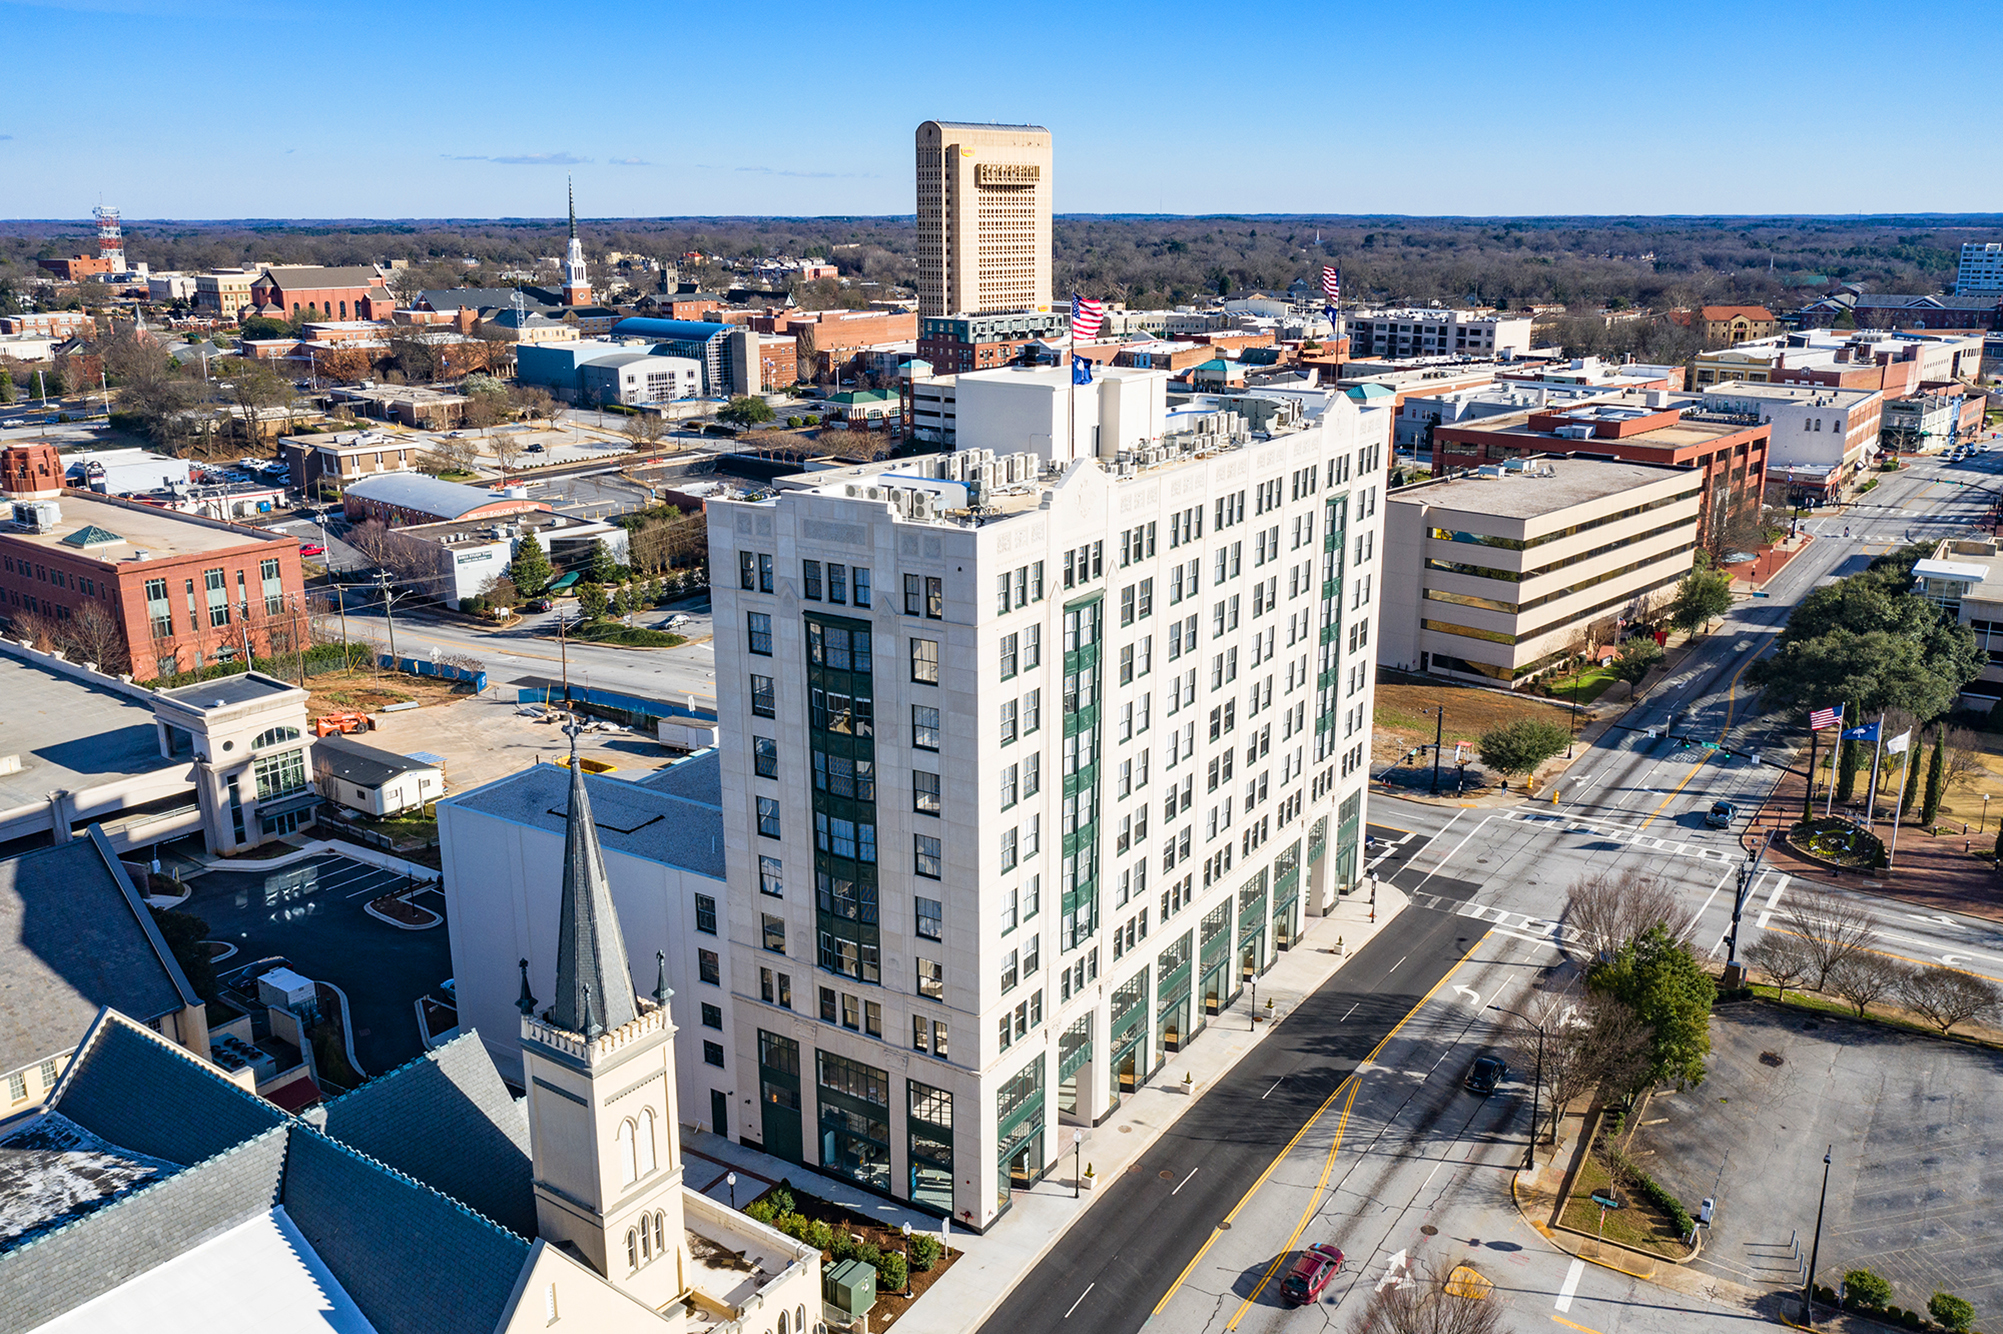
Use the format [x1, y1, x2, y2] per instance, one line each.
[1983, 793, 1991, 835]
[1489, 1003, 1547, 1171]
[901, 1222, 913, 1295]
[1072, 1130, 1084, 1199]
[1567, 656, 1584, 758]
[1723, 831, 1770, 988]
[1802, 1146, 1833, 1328]
[725, 1171, 737, 1210]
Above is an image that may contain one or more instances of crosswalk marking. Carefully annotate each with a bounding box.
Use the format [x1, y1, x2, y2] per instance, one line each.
[1500, 809, 1738, 862]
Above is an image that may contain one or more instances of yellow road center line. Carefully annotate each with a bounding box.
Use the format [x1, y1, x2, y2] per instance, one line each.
[1150, 932, 1492, 1317]
[1552, 1316, 1609, 1334]
[1222, 1080, 1359, 1330]
[1636, 630, 1771, 833]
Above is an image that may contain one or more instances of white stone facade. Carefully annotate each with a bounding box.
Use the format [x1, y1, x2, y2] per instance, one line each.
[706, 392, 1389, 1230]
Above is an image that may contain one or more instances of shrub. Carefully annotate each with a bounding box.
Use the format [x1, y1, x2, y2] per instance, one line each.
[787, 416, 803, 428]
[830, 1233, 856, 1262]
[1930, 1292, 1976, 1332]
[805, 1219, 834, 1252]
[776, 1212, 809, 1241]
[744, 1198, 778, 1224]
[1901, 1309, 1924, 1330]
[1843, 1269, 1893, 1311]
[908, 1233, 941, 1271]
[858, 1241, 882, 1268]
[876, 1250, 908, 1292]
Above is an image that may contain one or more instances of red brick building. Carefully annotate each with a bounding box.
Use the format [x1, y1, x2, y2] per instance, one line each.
[248, 266, 395, 322]
[1431, 392, 1770, 546]
[36, 255, 117, 282]
[341, 472, 550, 527]
[0, 487, 306, 680]
[0, 312, 97, 338]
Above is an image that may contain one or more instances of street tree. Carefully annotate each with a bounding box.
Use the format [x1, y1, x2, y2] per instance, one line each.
[588, 538, 620, 584]
[623, 412, 667, 451]
[509, 531, 553, 597]
[577, 582, 610, 620]
[63, 601, 131, 674]
[1354, 1260, 1511, 1334]
[1779, 887, 1881, 990]
[1750, 546, 1983, 720]
[1898, 966, 2001, 1036]
[1609, 640, 1663, 697]
[1586, 924, 1713, 1089]
[1668, 569, 1733, 635]
[1743, 935, 1813, 1003]
[1828, 953, 1907, 1018]
[1940, 726, 1989, 793]
[462, 375, 510, 435]
[1476, 719, 1570, 780]
[1562, 867, 1679, 965]
[719, 395, 775, 427]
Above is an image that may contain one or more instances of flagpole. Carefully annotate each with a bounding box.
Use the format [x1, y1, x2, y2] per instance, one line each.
[1887, 738, 1911, 868]
[1804, 727, 1818, 822]
[1824, 708, 1843, 818]
[1861, 712, 1886, 833]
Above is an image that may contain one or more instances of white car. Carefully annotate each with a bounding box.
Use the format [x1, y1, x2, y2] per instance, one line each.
[1, 419, 24, 428]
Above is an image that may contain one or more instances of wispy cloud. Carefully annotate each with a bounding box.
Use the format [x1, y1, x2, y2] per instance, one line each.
[0, 134, 12, 141]
[608, 157, 651, 167]
[443, 151, 592, 166]
[698, 163, 875, 180]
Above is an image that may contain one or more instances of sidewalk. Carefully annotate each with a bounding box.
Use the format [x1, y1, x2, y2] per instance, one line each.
[676, 884, 1410, 1334]
[1721, 532, 1815, 591]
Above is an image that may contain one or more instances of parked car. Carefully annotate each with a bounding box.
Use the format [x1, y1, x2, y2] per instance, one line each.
[525, 442, 545, 453]
[528, 597, 555, 612]
[664, 613, 691, 629]
[1, 418, 25, 428]
[1279, 1243, 1345, 1305]
[299, 543, 326, 556]
[1705, 800, 1737, 829]
[1465, 1054, 1508, 1095]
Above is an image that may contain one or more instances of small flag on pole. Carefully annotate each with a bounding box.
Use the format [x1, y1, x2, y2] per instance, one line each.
[1809, 704, 1842, 731]
[1841, 720, 1879, 742]
[1885, 729, 1912, 755]
[1072, 354, 1093, 385]
[1321, 265, 1340, 300]
[1069, 293, 1105, 341]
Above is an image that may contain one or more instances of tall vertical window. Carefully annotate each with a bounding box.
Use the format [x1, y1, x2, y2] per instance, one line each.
[144, 577, 172, 639]
[750, 675, 776, 717]
[913, 769, 942, 815]
[754, 736, 779, 778]
[914, 834, 943, 879]
[910, 638, 940, 684]
[853, 567, 872, 607]
[205, 568, 229, 627]
[912, 705, 941, 750]
[758, 554, 774, 593]
[803, 560, 823, 600]
[260, 558, 284, 616]
[747, 611, 773, 655]
[757, 797, 782, 838]
[759, 855, 784, 897]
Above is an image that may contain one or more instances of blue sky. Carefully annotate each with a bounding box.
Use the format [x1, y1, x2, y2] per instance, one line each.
[3, 0, 1998, 220]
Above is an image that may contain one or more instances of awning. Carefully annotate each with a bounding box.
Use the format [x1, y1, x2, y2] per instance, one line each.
[547, 571, 581, 592]
[257, 791, 323, 819]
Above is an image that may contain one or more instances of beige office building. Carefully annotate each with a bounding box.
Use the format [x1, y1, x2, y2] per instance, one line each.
[915, 120, 1053, 318]
[1378, 456, 1701, 686]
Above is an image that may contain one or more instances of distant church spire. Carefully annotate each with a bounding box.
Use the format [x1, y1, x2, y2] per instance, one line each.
[544, 728, 635, 1037]
[562, 177, 592, 307]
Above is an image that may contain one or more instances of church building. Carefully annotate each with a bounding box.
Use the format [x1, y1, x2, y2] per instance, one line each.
[0, 741, 820, 1334]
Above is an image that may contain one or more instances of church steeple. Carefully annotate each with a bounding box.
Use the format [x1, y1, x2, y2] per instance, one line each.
[561, 177, 592, 308]
[546, 730, 636, 1036]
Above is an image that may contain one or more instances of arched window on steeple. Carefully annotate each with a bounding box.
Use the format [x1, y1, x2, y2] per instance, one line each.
[625, 1228, 638, 1271]
[651, 1211, 665, 1256]
[779, 1312, 789, 1334]
[618, 1118, 638, 1185]
[636, 1107, 657, 1177]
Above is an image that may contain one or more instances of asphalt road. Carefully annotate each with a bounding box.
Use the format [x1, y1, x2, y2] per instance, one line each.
[975, 836, 1479, 1334]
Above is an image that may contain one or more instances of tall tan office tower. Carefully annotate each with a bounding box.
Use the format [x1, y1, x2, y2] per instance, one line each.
[915, 120, 1053, 318]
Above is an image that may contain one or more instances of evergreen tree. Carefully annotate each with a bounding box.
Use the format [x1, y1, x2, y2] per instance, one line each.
[1901, 738, 1923, 816]
[588, 538, 620, 585]
[1921, 726, 1947, 827]
[509, 531, 552, 597]
[0, 368, 14, 403]
[1837, 705, 1863, 802]
[578, 582, 610, 620]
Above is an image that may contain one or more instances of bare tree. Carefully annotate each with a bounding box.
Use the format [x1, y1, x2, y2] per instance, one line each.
[1743, 935, 1813, 1003]
[1562, 868, 1680, 965]
[10, 609, 63, 651]
[1898, 966, 2001, 1036]
[1941, 726, 1989, 794]
[1502, 993, 1650, 1146]
[491, 430, 522, 472]
[1779, 888, 1881, 991]
[1355, 1260, 1513, 1334]
[1827, 953, 1907, 1018]
[63, 601, 131, 674]
[623, 412, 667, 451]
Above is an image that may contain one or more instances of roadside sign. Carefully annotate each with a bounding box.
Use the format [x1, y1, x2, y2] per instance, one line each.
[1589, 1192, 1624, 1210]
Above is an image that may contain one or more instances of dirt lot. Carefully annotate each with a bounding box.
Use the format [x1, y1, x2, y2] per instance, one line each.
[1372, 673, 1589, 769]
[353, 690, 679, 794]
[305, 668, 472, 716]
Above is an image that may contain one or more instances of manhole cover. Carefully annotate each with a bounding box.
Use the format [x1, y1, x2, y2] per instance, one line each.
[1760, 1051, 1785, 1067]
[1118, 1125, 1132, 1133]
[1218, 1222, 1232, 1230]
[1128, 1165, 1143, 1174]
[1160, 1170, 1175, 1180]
[1420, 1225, 1438, 1236]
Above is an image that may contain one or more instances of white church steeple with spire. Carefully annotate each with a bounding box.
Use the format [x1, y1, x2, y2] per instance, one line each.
[562, 177, 593, 308]
[517, 731, 687, 1317]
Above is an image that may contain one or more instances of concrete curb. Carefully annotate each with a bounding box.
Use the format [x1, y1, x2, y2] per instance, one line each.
[363, 898, 441, 930]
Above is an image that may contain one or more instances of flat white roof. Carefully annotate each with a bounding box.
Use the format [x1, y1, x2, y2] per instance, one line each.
[1915, 559, 1991, 582]
[31, 1208, 377, 1334]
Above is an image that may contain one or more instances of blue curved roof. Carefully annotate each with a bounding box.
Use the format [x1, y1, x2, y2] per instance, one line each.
[609, 317, 731, 342]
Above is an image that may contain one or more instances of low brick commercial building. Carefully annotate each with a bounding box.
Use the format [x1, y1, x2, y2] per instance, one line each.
[341, 471, 551, 527]
[0, 487, 307, 681]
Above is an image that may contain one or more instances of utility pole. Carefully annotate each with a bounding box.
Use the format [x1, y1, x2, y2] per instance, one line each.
[290, 594, 306, 688]
[559, 610, 571, 705]
[375, 570, 401, 665]
[1722, 830, 1770, 988]
[1423, 706, 1446, 794]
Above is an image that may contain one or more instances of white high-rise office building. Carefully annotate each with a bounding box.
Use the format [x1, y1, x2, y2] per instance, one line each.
[915, 120, 1053, 319]
[1955, 242, 2003, 295]
[708, 368, 1390, 1229]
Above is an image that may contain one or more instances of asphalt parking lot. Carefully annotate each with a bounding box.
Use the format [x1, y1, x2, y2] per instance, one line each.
[184, 852, 451, 1078]
[1648, 1001, 2003, 1326]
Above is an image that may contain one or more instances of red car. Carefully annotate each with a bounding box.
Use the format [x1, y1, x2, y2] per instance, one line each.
[1279, 1243, 1345, 1305]
[299, 543, 326, 556]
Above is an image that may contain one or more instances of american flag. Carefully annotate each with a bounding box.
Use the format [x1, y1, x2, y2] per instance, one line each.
[1321, 265, 1340, 300]
[1809, 704, 1842, 731]
[1070, 293, 1105, 341]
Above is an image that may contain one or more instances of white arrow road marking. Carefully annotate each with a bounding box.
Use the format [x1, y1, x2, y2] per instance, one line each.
[1454, 986, 1482, 1008]
[1376, 1249, 1410, 1292]
[1555, 1258, 1585, 1312]
[1908, 913, 1965, 929]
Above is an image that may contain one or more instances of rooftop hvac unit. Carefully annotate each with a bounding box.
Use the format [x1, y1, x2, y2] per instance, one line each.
[12, 501, 60, 531]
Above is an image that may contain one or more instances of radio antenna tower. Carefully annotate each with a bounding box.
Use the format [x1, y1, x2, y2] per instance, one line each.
[94, 204, 126, 273]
